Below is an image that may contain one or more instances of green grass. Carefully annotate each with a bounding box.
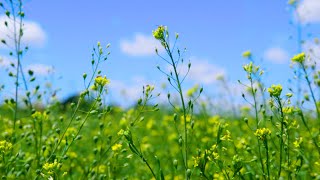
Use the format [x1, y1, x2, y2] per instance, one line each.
[0, 101, 320, 179]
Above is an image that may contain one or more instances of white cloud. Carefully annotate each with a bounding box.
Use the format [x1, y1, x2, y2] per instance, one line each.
[26, 64, 54, 75]
[0, 15, 46, 48]
[179, 57, 225, 84]
[297, 0, 320, 23]
[120, 34, 164, 56]
[264, 47, 289, 64]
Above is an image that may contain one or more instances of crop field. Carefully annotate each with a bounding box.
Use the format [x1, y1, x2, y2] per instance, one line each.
[0, 0, 320, 179]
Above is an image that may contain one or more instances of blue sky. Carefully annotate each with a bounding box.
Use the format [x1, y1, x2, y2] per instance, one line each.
[0, 0, 320, 106]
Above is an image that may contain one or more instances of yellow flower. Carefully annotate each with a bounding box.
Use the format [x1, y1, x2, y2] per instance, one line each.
[145, 84, 155, 92]
[65, 127, 77, 138]
[283, 106, 294, 114]
[111, 143, 122, 151]
[254, 128, 271, 141]
[92, 76, 110, 91]
[242, 50, 252, 58]
[32, 111, 48, 121]
[243, 62, 253, 73]
[268, 84, 282, 97]
[43, 159, 60, 175]
[293, 137, 303, 148]
[208, 115, 220, 125]
[0, 140, 12, 154]
[192, 156, 200, 167]
[98, 165, 107, 173]
[288, 0, 296, 5]
[186, 84, 199, 97]
[210, 144, 218, 151]
[220, 130, 232, 141]
[243, 62, 261, 75]
[117, 129, 125, 136]
[67, 151, 78, 159]
[94, 76, 110, 87]
[180, 115, 191, 123]
[212, 152, 219, 160]
[291, 52, 305, 63]
[152, 25, 166, 40]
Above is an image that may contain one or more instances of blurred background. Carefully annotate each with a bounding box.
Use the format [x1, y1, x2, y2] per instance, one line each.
[0, 0, 319, 107]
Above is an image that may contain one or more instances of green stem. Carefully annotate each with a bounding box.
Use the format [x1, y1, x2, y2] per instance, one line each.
[277, 97, 284, 178]
[301, 64, 320, 121]
[265, 140, 270, 180]
[250, 77, 259, 128]
[142, 156, 157, 179]
[299, 111, 320, 155]
[10, 0, 33, 141]
[165, 41, 189, 177]
[11, 0, 19, 137]
[257, 140, 266, 180]
[249, 75, 266, 179]
[61, 94, 101, 157]
[32, 118, 39, 167]
[39, 120, 43, 168]
[287, 128, 290, 179]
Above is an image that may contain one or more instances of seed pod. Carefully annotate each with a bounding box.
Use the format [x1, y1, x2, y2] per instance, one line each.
[173, 159, 178, 169]
[186, 169, 192, 178]
[93, 136, 99, 144]
[178, 136, 183, 146]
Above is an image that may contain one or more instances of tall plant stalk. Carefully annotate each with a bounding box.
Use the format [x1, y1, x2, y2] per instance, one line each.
[1, 0, 33, 138]
[153, 26, 200, 179]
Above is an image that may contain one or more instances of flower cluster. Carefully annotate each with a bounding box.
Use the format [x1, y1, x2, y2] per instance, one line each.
[268, 84, 282, 97]
[220, 130, 232, 141]
[94, 76, 110, 87]
[91, 76, 110, 91]
[43, 159, 61, 175]
[0, 140, 12, 154]
[145, 84, 155, 97]
[243, 62, 261, 75]
[32, 111, 48, 121]
[293, 137, 303, 148]
[291, 52, 305, 63]
[283, 106, 295, 114]
[152, 25, 166, 40]
[254, 128, 271, 141]
[111, 143, 122, 151]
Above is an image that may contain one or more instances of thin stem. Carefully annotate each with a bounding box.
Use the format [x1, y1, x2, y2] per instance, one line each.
[250, 77, 259, 128]
[165, 42, 189, 176]
[249, 75, 266, 179]
[277, 97, 284, 178]
[299, 111, 320, 155]
[301, 64, 320, 120]
[296, 15, 302, 107]
[142, 156, 157, 179]
[265, 140, 270, 180]
[10, 0, 19, 138]
[257, 140, 266, 180]
[61, 97, 100, 157]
